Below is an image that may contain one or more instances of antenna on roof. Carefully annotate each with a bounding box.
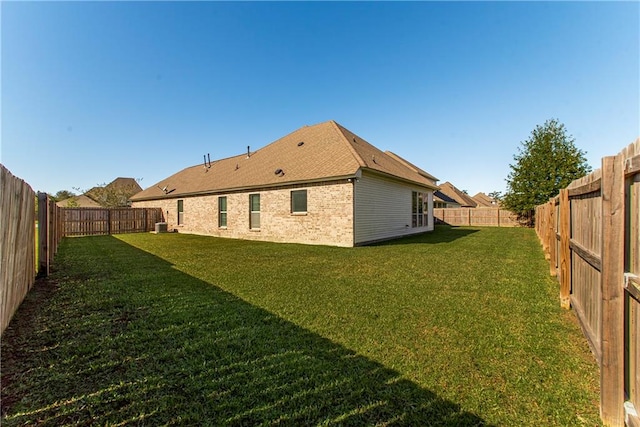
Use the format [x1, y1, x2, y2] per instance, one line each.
[157, 185, 169, 194]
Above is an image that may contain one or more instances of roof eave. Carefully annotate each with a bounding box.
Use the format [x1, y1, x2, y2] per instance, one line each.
[129, 174, 359, 202]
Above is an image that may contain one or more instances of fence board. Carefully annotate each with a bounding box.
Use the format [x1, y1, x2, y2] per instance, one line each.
[559, 189, 571, 309]
[626, 144, 640, 424]
[600, 154, 625, 425]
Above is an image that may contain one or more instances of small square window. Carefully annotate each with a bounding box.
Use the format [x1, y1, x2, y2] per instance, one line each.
[291, 190, 307, 213]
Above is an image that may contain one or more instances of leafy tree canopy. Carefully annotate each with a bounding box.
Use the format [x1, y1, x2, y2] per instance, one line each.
[73, 178, 142, 208]
[52, 190, 76, 202]
[502, 118, 591, 218]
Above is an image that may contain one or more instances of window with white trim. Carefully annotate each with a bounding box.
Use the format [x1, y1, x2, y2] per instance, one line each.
[411, 191, 428, 228]
[218, 196, 227, 228]
[177, 199, 184, 225]
[249, 194, 260, 229]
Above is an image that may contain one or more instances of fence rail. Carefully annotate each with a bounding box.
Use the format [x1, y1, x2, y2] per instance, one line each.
[535, 138, 640, 426]
[434, 207, 523, 227]
[1, 165, 37, 335]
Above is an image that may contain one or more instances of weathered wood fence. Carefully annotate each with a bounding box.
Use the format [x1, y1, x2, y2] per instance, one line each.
[62, 207, 163, 236]
[535, 138, 640, 427]
[434, 207, 523, 227]
[37, 192, 64, 277]
[1, 165, 37, 335]
[1, 164, 164, 335]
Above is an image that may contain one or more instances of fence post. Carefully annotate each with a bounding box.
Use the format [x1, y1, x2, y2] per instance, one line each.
[37, 192, 49, 276]
[600, 154, 625, 426]
[48, 199, 55, 264]
[559, 189, 571, 309]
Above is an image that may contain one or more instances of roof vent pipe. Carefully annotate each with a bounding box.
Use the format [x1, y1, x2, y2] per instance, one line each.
[247, 146, 250, 158]
[203, 153, 212, 170]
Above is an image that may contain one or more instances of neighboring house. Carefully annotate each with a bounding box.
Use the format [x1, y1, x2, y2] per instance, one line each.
[56, 177, 143, 208]
[472, 192, 500, 207]
[437, 182, 477, 208]
[433, 190, 461, 208]
[56, 194, 102, 208]
[130, 120, 439, 247]
[86, 177, 143, 207]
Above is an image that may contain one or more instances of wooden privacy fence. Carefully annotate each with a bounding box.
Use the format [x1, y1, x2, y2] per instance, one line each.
[1, 165, 37, 335]
[535, 138, 640, 427]
[62, 207, 163, 236]
[37, 192, 64, 277]
[1, 162, 164, 335]
[434, 207, 523, 227]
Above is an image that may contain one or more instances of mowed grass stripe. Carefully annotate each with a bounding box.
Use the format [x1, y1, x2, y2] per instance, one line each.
[1, 226, 600, 426]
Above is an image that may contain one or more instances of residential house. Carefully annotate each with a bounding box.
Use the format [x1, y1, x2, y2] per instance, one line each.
[130, 120, 439, 247]
[56, 177, 143, 208]
[56, 194, 103, 208]
[437, 182, 477, 208]
[434, 190, 461, 208]
[472, 192, 500, 208]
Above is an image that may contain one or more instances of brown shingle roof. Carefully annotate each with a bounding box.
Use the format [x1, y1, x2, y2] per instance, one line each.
[84, 177, 143, 207]
[107, 177, 143, 194]
[472, 192, 499, 207]
[131, 121, 438, 201]
[438, 182, 477, 207]
[434, 190, 460, 206]
[56, 194, 102, 208]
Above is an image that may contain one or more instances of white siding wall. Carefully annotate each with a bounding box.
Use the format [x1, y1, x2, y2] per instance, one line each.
[354, 171, 434, 245]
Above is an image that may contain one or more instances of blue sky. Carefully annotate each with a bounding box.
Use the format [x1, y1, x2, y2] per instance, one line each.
[2, 1, 638, 197]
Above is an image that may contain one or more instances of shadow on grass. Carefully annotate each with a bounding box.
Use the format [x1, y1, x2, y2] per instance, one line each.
[2, 236, 488, 426]
[371, 225, 479, 246]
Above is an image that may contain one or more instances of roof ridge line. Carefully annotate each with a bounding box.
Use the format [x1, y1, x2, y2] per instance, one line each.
[328, 120, 367, 168]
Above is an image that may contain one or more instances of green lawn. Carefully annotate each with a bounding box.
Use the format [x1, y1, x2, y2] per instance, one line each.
[1, 226, 600, 426]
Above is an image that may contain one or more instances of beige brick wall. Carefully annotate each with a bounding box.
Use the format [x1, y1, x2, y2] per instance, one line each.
[132, 180, 355, 247]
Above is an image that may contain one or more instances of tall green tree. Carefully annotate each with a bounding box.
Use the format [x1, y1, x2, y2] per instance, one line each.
[502, 119, 591, 220]
[52, 190, 76, 202]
